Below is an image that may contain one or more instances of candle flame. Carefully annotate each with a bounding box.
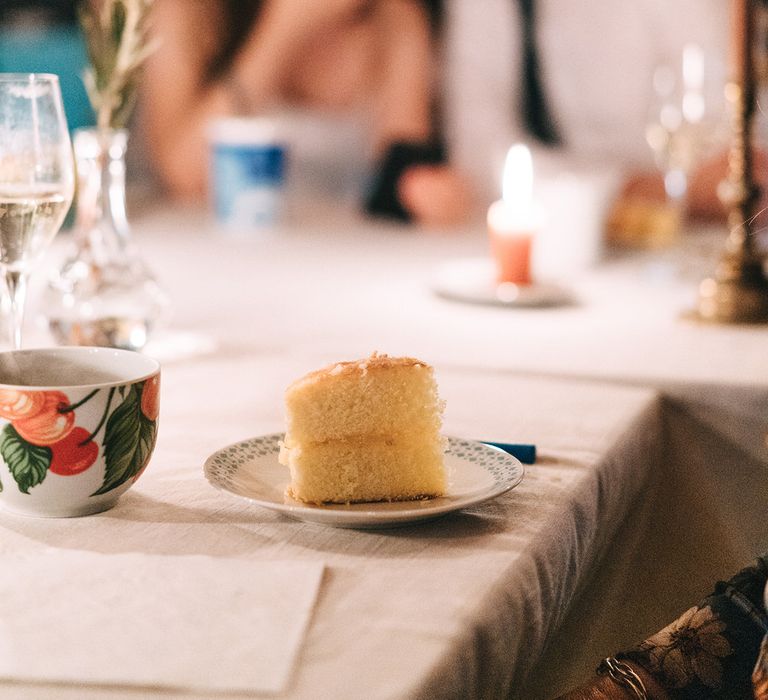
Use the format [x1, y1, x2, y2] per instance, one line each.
[502, 144, 533, 208]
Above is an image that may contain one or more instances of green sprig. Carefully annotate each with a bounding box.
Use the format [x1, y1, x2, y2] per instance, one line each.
[79, 0, 159, 129]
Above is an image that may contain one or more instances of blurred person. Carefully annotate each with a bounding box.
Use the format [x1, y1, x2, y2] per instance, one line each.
[444, 0, 741, 226]
[556, 555, 768, 700]
[140, 0, 473, 226]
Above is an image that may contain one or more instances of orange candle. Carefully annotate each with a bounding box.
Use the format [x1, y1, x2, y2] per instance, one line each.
[487, 144, 539, 286]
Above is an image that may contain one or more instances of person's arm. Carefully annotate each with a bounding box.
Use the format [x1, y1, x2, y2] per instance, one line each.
[369, 0, 434, 152]
[554, 663, 670, 700]
[141, 0, 369, 199]
[365, 0, 473, 226]
[557, 556, 768, 700]
[140, 1, 236, 198]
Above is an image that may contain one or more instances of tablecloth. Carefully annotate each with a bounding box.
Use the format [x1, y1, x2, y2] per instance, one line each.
[2, 205, 765, 698]
[0, 363, 661, 699]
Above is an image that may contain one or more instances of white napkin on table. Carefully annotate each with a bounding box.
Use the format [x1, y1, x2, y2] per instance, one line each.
[0, 551, 324, 694]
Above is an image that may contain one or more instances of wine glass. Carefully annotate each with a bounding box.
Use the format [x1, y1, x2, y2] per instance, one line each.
[0, 74, 74, 349]
[645, 44, 726, 214]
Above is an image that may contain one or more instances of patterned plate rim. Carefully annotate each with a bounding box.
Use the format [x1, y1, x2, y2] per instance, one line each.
[203, 433, 525, 527]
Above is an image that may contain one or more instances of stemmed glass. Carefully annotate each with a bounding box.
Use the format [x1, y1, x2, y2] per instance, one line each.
[0, 74, 74, 349]
[645, 44, 725, 215]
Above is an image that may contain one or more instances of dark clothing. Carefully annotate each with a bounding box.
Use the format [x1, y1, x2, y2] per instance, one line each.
[620, 556, 768, 699]
[0, 0, 77, 25]
[516, 0, 560, 145]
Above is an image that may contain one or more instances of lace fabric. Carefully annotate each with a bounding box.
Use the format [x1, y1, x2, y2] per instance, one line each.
[619, 556, 768, 699]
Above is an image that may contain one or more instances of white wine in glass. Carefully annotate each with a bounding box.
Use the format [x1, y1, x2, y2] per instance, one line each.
[0, 74, 74, 349]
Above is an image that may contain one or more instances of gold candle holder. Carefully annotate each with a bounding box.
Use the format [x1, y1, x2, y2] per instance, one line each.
[696, 0, 768, 323]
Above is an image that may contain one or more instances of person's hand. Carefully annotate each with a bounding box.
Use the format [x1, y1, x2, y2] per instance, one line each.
[620, 148, 768, 224]
[619, 171, 667, 204]
[685, 151, 729, 221]
[553, 662, 671, 700]
[687, 149, 768, 225]
[397, 165, 474, 228]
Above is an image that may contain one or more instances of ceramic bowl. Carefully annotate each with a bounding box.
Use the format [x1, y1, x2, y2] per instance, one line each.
[0, 347, 160, 517]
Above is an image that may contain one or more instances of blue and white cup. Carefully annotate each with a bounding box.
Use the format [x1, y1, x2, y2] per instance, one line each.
[208, 117, 286, 231]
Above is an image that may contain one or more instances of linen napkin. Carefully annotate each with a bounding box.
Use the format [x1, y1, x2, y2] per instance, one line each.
[0, 551, 324, 694]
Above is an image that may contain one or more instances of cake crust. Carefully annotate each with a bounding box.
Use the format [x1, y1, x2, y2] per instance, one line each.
[286, 353, 428, 394]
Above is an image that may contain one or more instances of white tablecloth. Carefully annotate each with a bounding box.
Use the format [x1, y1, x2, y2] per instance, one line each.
[2, 206, 765, 698]
[0, 367, 662, 700]
[136, 205, 767, 466]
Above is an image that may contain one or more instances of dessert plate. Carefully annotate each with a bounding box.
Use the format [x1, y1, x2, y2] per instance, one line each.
[432, 257, 573, 308]
[204, 434, 525, 529]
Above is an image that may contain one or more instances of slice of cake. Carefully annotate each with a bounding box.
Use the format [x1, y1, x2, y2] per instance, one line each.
[279, 353, 446, 504]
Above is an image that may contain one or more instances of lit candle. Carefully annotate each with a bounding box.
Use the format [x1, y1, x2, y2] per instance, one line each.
[487, 144, 539, 286]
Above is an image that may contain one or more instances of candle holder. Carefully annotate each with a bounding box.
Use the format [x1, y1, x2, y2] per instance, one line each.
[695, 0, 768, 323]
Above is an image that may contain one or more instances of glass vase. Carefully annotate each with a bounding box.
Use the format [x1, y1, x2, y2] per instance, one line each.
[45, 128, 169, 350]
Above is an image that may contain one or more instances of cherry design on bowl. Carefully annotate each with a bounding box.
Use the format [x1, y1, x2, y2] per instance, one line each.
[49, 427, 99, 476]
[0, 378, 159, 496]
[13, 391, 75, 445]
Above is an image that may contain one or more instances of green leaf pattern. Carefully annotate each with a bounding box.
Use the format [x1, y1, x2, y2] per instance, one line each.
[0, 424, 52, 494]
[91, 382, 157, 496]
[0, 379, 157, 496]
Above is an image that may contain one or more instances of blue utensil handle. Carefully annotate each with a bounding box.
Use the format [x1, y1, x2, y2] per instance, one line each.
[481, 442, 536, 464]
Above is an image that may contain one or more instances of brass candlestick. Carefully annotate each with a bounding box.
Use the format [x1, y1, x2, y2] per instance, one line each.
[696, 0, 768, 323]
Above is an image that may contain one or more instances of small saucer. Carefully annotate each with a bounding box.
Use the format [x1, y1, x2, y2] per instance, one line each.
[432, 258, 573, 308]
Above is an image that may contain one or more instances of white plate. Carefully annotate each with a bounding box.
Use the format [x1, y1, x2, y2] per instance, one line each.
[204, 434, 524, 529]
[432, 257, 573, 308]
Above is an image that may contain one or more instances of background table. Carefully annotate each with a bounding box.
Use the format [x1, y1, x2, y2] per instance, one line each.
[3, 205, 767, 698]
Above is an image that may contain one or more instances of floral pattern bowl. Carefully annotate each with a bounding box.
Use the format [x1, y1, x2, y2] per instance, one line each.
[0, 347, 160, 517]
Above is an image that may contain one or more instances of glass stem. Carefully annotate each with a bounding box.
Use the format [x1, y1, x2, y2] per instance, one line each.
[6, 271, 27, 350]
